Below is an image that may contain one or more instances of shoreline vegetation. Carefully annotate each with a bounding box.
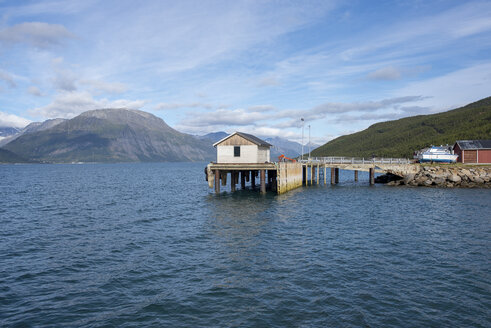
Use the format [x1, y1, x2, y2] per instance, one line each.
[312, 97, 491, 158]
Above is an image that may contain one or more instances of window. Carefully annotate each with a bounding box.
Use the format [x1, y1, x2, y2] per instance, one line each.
[234, 146, 240, 157]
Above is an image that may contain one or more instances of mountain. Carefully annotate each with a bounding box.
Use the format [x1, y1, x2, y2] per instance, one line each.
[0, 118, 66, 147]
[198, 131, 229, 143]
[312, 97, 491, 158]
[0, 127, 21, 138]
[0, 127, 21, 145]
[198, 131, 313, 159]
[0, 148, 30, 163]
[2, 108, 215, 163]
[265, 137, 318, 159]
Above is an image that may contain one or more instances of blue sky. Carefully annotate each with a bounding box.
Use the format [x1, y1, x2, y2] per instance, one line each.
[0, 0, 490, 143]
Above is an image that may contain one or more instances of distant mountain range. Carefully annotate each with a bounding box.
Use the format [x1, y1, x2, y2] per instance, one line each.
[2, 108, 214, 163]
[0, 127, 21, 138]
[1, 110, 312, 163]
[0, 118, 66, 147]
[312, 96, 491, 158]
[198, 131, 314, 159]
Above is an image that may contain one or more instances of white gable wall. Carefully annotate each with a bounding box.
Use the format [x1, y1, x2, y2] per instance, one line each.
[217, 145, 258, 163]
[257, 146, 270, 163]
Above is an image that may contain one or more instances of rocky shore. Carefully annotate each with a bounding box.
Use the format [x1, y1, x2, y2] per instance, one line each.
[376, 165, 491, 188]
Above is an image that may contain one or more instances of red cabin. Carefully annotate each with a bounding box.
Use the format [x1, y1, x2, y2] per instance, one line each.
[453, 140, 491, 164]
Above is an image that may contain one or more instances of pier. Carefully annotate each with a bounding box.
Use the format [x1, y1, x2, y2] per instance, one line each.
[205, 157, 415, 194]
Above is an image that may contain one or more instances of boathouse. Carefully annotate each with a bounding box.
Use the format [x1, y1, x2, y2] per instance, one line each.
[453, 140, 491, 164]
[213, 132, 272, 163]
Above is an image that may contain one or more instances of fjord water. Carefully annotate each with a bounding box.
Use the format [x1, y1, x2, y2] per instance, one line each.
[1, 163, 489, 327]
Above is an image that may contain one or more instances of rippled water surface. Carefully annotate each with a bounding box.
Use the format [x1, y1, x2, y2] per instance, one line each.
[1, 162, 490, 327]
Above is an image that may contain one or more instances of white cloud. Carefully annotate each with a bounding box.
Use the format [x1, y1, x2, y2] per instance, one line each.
[155, 102, 214, 110]
[0, 111, 31, 128]
[80, 79, 128, 94]
[395, 62, 491, 110]
[28, 91, 146, 119]
[339, 2, 491, 62]
[0, 70, 17, 88]
[52, 68, 77, 91]
[177, 96, 428, 133]
[28, 86, 42, 96]
[257, 76, 280, 87]
[183, 108, 268, 127]
[0, 22, 75, 48]
[273, 96, 427, 128]
[247, 105, 276, 112]
[246, 126, 298, 139]
[367, 66, 401, 80]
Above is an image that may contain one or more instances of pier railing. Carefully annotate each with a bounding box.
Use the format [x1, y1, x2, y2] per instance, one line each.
[299, 157, 412, 165]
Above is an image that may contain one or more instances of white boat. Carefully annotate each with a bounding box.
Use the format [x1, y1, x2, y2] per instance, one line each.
[415, 146, 458, 163]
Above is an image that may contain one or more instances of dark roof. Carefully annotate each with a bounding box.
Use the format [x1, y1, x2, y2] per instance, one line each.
[454, 140, 491, 150]
[213, 132, 272, 147]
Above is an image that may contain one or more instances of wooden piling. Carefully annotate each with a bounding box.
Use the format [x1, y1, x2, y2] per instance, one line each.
[316, 164, 320, 184]
[354, 170, 358, 182]
[302, 166, 306, 185]
[369, 167, 374, 185]
[331, 167, 335, 184]
[260, 169, 266, 194]
[221, 172, 227, 186]
[214, 169, 220, 193]
[241, 171, 246, 189]
[251, 170, 256, 188]
[335, 168, 339, 184]
[324, 166, 327, 185]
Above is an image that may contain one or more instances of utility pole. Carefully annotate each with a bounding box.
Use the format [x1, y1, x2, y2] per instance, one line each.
[301, 118, 305, 160]
[308, 124, 311, 159]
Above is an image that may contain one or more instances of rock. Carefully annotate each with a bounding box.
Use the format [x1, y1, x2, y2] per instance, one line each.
[403, 173, 415, 184]
[448, 175, 461, 183]
[434, 177, 446, 185]
[474, 177, 484, 184]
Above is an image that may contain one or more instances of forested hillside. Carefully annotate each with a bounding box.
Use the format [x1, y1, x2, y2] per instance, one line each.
[312, 97, 491, 158]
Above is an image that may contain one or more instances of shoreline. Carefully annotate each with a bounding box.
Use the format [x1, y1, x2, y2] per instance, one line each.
[377, 165, 491, 188]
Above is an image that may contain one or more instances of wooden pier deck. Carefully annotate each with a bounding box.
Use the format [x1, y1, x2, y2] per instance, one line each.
[206, 157, 415, 194]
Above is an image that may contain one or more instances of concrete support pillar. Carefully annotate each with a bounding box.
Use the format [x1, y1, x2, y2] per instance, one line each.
[335, 168, 339, 184]
[260, 169, 266, 194]
[214, 169, 220, 193]
[354, 170, 358, 182]
[251, 170, 256, 188]
[316, 164, 320, 184]
[231, 172, 236, 192]
[331, 168, 335, 184]
[310, 165, 313, 185]
[324, 166, 327, 185]
[369, 168, 375, 185]
[241, 171, 246, 189]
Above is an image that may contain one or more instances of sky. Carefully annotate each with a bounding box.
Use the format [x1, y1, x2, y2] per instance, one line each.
[0, 0, 490, 144]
